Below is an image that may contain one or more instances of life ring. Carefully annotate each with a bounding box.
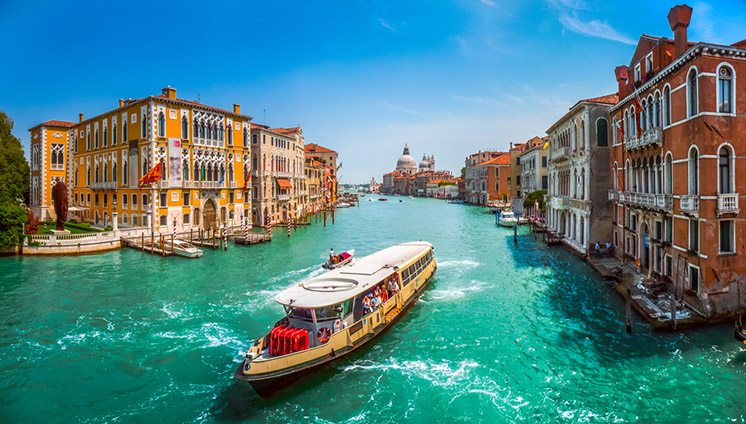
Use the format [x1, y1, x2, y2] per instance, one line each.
[317, 327, 331, 344]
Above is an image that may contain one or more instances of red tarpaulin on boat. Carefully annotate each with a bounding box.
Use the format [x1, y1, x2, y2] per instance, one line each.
[338, 252, 351, 260]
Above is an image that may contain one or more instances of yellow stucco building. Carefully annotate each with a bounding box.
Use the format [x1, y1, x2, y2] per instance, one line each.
[29, 87, 253, 233]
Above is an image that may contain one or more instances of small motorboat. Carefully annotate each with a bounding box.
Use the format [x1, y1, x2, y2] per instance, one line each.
[398, 199, 403, 203]
[497, 210, 519, 227]
[335, 202, 351, 208]
[379, 197, 388, 202]
[171, 239, 204, 258]
[447, 199, 464, 204]
[736, 321, 746, 344]
[408, 196, 414, 199]
[322, 249, 355, 269]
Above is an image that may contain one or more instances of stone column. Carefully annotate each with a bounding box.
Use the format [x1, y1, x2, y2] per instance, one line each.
[112, 212, 118, 231]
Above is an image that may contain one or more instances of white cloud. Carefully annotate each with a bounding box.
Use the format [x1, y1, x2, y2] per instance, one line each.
[557, 14, 636, 45]
[479, 0, 496, 7]
[376, 18, 400, 33]
[689, 2, 724, 44]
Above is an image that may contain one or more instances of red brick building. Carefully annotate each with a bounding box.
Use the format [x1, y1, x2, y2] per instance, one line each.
[608, 4, 746, 316]
[477, 154, 511, 203]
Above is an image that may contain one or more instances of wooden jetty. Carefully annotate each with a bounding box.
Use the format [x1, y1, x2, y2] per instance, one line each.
[543, 230, 564, 246]
[122, 233, 177, 256]
[234, 233, 272, 245]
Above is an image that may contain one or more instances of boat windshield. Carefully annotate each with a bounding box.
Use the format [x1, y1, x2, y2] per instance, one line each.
[287, 307, 313, 321]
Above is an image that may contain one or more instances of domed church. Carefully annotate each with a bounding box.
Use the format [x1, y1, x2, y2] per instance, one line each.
[395, 144, 418, 175]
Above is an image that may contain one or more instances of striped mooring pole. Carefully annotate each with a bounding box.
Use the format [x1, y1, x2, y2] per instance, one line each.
[287, 213, 291, 238]
[222, 223, 228, 250]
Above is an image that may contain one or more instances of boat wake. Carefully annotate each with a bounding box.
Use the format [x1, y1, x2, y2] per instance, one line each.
[427, 280, 487, 302]
[437, 259, 480, 269]
[343, 358, 479, 388]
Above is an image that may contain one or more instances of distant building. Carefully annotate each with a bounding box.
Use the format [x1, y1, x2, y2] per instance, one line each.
[464, 151, 506, 205]
[476, 154, 511, 203]
[519, 136, 549, 197]
[508, 142, 527, 199]
[383, 144, 445, 196]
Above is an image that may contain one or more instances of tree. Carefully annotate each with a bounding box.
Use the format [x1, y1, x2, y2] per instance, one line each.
[523, 189, 547, 213]
[0, 112, 29, 247]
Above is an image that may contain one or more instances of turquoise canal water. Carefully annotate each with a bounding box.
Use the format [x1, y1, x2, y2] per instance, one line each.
[1, 197, 745, 422]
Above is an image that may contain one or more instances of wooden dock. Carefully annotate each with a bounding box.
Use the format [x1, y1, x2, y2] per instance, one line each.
[122, 234, 177, 256]
[234, 233, 272, 245]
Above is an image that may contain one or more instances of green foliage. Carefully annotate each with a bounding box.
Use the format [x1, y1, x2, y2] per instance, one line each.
[460, 167, 466, 179]
[0, 112, 29, 247]
[437, 181, 455, 187]
[523, 190, 548, 212]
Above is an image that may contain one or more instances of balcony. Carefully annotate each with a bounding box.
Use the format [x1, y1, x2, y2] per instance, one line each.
[229, 181, 238, 188]
[625, 128, 663, 151]
[273, 171, 292, 178]
[608, 190, 618, 201]
[277, 194, 290, 201]
[550, 146, 571, 162]
[620, 191, 672, 212]
[680, 195, 699, 214]
[717, 193, 739, 215]
[90, 182, 117, 190]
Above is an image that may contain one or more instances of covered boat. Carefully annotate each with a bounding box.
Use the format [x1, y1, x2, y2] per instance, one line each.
[322, 249, 355, 269]
[235, 241, 436, 396]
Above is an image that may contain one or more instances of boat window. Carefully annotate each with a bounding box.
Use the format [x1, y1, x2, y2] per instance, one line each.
[402, 268, 410, 281]
[288, 307, 313, 321]
[315, 304, 343, 321]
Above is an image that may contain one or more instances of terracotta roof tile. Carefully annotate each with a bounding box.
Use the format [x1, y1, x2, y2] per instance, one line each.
[305, 143, 336, 154]
[478, 154, 511, 166]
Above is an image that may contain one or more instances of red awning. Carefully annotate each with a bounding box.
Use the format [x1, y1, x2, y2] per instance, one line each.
[276, 178, 292, 189]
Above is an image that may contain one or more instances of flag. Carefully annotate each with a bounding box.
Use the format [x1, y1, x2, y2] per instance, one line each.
[242, 172, 250, 191]
[632, 89, 643, 136]
[138, 160, 163, 187]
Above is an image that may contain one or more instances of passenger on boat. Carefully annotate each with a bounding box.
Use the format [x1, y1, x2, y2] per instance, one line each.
[387, 278, 400, 294]
[362, 294, 373, 314]
[329, 248, 335, 260]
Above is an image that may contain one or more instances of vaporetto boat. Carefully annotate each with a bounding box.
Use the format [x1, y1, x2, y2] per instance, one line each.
[235, 241, 437, 396]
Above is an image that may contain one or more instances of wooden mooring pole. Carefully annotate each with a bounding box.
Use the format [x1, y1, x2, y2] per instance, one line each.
[625, 287, 633, 333]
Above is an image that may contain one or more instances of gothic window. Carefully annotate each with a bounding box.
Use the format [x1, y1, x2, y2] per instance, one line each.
[663, 86, 671, 126]
[182, 115, 188, 139]
[158, 112, 165, 137]
[596, 118, 608, 147]
[719, 145, 734, 194]
[718, 66, 734, 113]
[688, 68, 698, 117]
[688, 146, 699, 195]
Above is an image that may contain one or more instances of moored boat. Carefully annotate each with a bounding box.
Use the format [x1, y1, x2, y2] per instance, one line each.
[322, 249, 355, 269]
[235, 241, 437, 396]
[497, 210, 519, 227]
[335, 202, 351, 208]
[171, 239, 204, 258]
[378, 197, 388, 201]
[736, 322, 746, 344]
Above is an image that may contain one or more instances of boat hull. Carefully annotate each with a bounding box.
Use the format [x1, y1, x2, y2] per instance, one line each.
[235, 266, 436, 398]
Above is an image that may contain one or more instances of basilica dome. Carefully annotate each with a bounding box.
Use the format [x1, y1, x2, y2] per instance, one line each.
[396, 144, 417, 172]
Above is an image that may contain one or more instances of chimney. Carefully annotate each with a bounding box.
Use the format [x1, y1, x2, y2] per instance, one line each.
[79, 113, 85, 122]
[614, 65, 629, 95]
[668, 4, 693, 58]
[119, 99, 124, 108]
[233, 103, 241, 114]
[161, 85, 177, 99]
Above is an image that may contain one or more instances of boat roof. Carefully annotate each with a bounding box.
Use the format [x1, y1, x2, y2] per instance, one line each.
[275, 241, 432, 308]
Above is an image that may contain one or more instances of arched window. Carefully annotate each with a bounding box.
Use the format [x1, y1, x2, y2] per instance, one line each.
[183, 159, 189, 181]
[596, 118, 608, 147]
[243, 128, 248, 147]
[640, 99, 647, 131]
[112, 124, 117, 145]
[718, 66, 734, 113]
[647, 96, 654, 129]
[200, 121, 206, 139]
[158, 112, 165, 137]
[227, 126, 233, 145]
[103, 127, 108, 146]
[228, 163, 234, 182]
[572, 122, 577, 150]
[625, 160, 631, 191]
[580, 168, 585, 199]
[95, 129, 99, 148]
[252, 154, 258, 170]
[160, 161, 166, 180]
[613, 162, 619, 191]
[181, 116, 188, 139]
[95, 164, 100, 183]
[194, 120, 199, 139]
[123, 161, 128, 185]
[112, 163, 117, 182]
[663, 86, 671, 126]
[219, 125, 225, 141]
[123, 121, 128, 142]
[719, 145, 733, 194]
[580, 120, 585, 149]
[653, 92, 660, 128]
[623, 110, 629, 138]
[688, 147, 699, 195]
[142, 114, 147, 138]
[688, 68, 698, 117]
[629, 106, 636, 137]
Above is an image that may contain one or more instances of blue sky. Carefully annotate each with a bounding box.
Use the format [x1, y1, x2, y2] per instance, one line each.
[2, 0, 745, 183]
